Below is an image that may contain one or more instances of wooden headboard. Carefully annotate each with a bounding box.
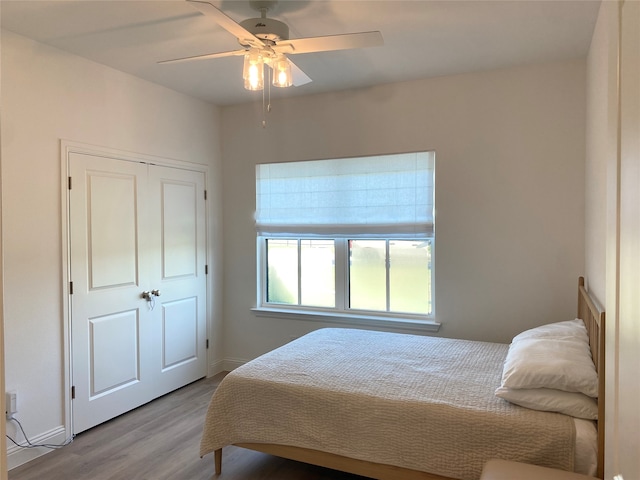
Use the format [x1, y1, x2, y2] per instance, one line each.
[577, 276, 605, 479]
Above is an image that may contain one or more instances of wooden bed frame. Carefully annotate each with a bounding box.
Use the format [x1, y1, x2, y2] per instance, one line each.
[214, 277, 605, 480]
[578, 276, 606, 479]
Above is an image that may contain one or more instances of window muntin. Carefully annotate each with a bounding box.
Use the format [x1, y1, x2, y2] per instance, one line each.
[257, 152, 435, 321]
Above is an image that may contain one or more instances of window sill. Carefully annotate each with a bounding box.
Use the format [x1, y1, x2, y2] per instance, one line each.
[251, 307, 441, 333]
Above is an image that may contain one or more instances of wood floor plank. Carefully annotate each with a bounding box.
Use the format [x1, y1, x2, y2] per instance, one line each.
[8, 374, 367, 480]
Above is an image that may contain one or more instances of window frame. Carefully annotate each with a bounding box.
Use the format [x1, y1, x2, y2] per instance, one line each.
[256, 235, 437, 328]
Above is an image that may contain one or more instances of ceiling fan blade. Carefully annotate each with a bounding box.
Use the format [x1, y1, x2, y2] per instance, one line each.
[273, 31, 383, 55]
[158, 48, 246, 65]
[288, 58, 312, 86]
[187, 0, 265, 49]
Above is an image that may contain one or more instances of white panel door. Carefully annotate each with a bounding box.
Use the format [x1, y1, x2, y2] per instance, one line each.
[69, 152, 207, 434]
[147, 165, 207, 398]
[69, 153, 152, 433]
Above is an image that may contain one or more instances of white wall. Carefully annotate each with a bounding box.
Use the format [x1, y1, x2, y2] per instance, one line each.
[585, 1, 618, 309]
[220, 60, 587, 363]
[586, 1, 640, 478]
[1, 30, 224, 467]
[585, 4, 619, 476]
[615, 2, 640, 477]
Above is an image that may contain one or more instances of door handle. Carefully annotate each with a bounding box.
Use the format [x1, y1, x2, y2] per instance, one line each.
[142, 290, 160, 301]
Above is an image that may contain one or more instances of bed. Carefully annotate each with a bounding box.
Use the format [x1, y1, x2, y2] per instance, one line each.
[200, 277, 605, 480]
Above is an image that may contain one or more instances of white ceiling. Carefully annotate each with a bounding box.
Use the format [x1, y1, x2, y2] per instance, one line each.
[1, 0, 601, 107]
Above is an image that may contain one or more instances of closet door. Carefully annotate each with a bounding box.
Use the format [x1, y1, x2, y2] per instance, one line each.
[68, 152, 207, 434]
[146, 165, 207, 398]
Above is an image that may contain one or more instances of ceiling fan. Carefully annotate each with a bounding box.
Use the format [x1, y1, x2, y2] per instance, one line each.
[159, 0, 384, 91]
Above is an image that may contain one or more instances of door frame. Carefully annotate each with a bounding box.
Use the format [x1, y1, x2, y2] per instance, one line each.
[60, 139, 211, 436]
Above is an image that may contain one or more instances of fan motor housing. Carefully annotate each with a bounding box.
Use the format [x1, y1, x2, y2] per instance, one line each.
[240, 17, 289, 43]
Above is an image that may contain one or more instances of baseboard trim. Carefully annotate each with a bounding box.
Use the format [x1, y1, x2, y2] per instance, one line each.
[208, 359, 225, 377]
[7, 424, 69, 470]
[222, 358, 248, 371]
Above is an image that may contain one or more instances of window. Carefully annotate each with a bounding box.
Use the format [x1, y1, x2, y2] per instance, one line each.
[256, 152, 435, 323]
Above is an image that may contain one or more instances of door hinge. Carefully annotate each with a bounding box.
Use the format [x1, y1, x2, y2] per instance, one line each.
[68, 176, 72, 190]
[204, 190, 207, 200]
[71, 386, 76, 400]
[206, 339, 209, 349]
[205, 265, 208, 275]
[69, 281, 73, 294]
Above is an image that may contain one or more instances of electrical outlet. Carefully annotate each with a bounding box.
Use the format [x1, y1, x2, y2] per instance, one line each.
[6, 391, 17, 419]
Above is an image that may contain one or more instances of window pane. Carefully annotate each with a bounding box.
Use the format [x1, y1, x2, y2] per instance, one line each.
[266, 239, 298, 304]
[301, 240, 335, 307]
[349, 240, 386, 311]
[389, 240, 432, 315]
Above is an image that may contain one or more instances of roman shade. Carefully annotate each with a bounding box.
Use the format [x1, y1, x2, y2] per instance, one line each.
[255, 151, 434, 237]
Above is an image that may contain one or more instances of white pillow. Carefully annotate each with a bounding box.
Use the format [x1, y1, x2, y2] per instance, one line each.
[495, 386, 598, 420]
[512, 318, 588, 343]
[500, 336, 598, 397]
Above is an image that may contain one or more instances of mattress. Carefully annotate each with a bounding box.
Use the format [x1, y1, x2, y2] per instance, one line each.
[574, 417, 598, 476]
[201, 328, 597, 480]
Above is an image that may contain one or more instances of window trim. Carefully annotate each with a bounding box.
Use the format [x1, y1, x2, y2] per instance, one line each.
[251, 305, 441, 333]
[255, 151, 437, 329]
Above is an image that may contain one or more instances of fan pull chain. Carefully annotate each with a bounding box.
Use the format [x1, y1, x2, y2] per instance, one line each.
[262, 80, 266, 128]
[268, 72, 272, 113]
[262, 64, 274, 128]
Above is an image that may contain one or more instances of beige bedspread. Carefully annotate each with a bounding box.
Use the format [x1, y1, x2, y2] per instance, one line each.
[200, 328, 576, 480]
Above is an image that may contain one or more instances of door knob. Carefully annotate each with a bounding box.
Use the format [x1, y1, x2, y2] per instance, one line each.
[141, 291, 152, 301]
[151, 289, 161, 297]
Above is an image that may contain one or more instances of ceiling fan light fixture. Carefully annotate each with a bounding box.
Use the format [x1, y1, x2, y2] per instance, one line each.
[167, 0, 384, 105]
[272, 55, 292, 88]
[243, 50, 264, 91]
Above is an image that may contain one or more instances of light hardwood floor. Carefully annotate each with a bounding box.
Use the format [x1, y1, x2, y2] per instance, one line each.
[8, 373, 366, 480]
